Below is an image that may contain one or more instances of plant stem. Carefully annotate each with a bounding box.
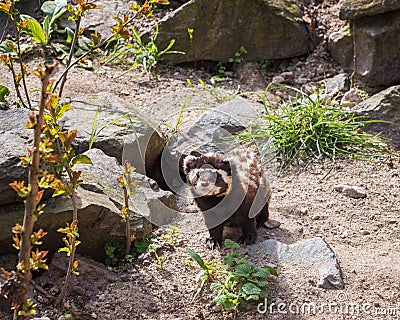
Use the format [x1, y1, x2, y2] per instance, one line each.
[351, 21, 357, 88]
[13, 16, 32, 109]
[58, 15, 82, 97]
[14, 63, 52, 320]
[53, 16, 135, 95]
[56, 166, 79, 305]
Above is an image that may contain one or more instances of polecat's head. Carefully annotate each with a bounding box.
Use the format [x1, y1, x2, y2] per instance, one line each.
[183, 154, 232, 197]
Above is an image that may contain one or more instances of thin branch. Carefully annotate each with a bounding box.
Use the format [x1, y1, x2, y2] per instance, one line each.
[350, 21, 357, 88]
[52, 16, 135, 94]
[58, 15, 82, 97]
[13, 17, 32, 109]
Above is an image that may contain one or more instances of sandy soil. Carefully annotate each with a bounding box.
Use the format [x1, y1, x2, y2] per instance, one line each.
[1, 0, 400, 319]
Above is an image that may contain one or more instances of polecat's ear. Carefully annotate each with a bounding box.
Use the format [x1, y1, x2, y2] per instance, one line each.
[182, 155, 198, 174]
[220, 158, 232, 175]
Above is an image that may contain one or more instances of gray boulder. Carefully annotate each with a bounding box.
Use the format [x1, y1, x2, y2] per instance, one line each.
[352, 85, 400, 147]
[0, 108, 31, 205]
[339, 0, 400, 20]
[330, 8, 400, 86]
[64, 92, 165, 176]
[251, 237, 344, 289]
[0, 93, 165, 206]
[328, 26, 353, 70]
[0, 148, 178, 260]
[149, 0, 310, 63]
[74, 148, 178, 227]
[160, 96, 266, 192]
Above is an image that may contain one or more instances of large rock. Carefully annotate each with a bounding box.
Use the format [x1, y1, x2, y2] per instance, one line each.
[64, 92, 165, 176]
[0, 108, 31, 205]
[339, 0, 400, 20]
[330, 9, 400, 86]
[0, 93, 165, 206]
[160, 97, 267, 192]
[251, 237, 344, 289]
[0, 148, 178, 260]
[352, 85, 400, 147]
[150, 0, 310, 63]
[328, 25, 353, 68]
[74, 148, 178, 227]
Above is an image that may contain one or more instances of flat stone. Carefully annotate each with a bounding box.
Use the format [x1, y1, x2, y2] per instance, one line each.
[250, 237, 345, 289]
[352, 85, 400, 147]
[334, 184, 367, 199]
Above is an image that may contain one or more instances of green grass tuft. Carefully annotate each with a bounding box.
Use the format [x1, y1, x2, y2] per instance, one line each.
[238, 86, 395, 175]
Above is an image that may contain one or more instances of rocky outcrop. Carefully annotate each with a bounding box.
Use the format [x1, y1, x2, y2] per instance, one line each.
[329, 0, 400, 86]
[352, 85, 400, 147]
[0, 93, 164, 206]
[0, 148, 178, 260]
[150, 0, 310, 63]
[339, 0, 400, 20]
[64, 92, 164, 176]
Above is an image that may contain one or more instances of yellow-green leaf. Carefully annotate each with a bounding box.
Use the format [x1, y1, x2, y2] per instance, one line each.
[71, 154, 93, 166]
[20, 15, 46, 44]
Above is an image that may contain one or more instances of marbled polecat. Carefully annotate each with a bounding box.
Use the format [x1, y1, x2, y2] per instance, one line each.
[183, 149, 271, 249]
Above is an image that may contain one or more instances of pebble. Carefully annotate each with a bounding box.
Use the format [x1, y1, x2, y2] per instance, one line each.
[341, 88, 362, 107]
[264, 219, 281, 229]
[334, 184, 367, 199]
[360, 230, 370, 235]
[120, 90, 130, 96]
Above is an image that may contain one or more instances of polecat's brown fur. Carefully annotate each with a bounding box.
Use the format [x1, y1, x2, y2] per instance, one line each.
[183, 148, 271, 249]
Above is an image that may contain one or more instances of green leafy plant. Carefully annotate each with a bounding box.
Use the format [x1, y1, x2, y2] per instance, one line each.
[19, 0, 67, 45]
[259, 60, 270, 69]
[117, 162, 139, 256]
[148, 225, 180, 269]
[187, 240, 276, 311]
[228, 45, 247, 65]
[103, 21, 184, 76]
[104, 240, 126, 266]
[0, 84, 10, 102]
[237, 85, 395, 175]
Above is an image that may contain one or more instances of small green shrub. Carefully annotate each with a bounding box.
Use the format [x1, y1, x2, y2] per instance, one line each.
[187, 239, 277, 311]
[238, 85, 395, 174]
[102, 22, 183, 75]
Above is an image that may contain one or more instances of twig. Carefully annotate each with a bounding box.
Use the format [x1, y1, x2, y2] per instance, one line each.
[52, 16, 135, 94]
[58, 15, 82, 97]
[350, 21, 357, 88]
[13, 17, 32, 109]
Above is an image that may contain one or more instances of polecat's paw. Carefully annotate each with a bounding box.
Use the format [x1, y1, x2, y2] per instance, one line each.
[238, 233, 256, 245]
[206, 237, 222, 250]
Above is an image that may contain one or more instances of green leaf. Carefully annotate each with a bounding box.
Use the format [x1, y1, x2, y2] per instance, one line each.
[224, 239, 240, 249]
[0, 40, 14, 54]
[52, 189, 66, 197]
[265, 265, 278, 276]
[210, 283, 223, 292]
[252, 267, 272, 278]
[234, 263, 254, 277]
[241, 283, 262, 296]
[43, 16, 50, 42]
[70, 154, 93, 166]
[20, 15, 47, 44]
[186, 248, 207, 271]
[0, 85, 10, 102]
